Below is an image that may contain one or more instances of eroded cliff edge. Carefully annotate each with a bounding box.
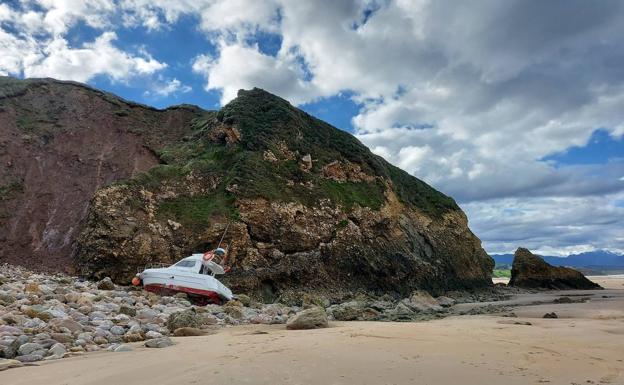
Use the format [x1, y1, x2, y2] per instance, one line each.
[0, 78, 493, 300]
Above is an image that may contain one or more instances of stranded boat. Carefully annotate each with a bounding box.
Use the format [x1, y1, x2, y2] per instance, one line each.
[132, 248, 233, 305]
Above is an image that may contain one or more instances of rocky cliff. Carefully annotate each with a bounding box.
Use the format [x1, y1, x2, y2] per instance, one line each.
[0, 77, 493, 300]
[509, 248, 601, 290]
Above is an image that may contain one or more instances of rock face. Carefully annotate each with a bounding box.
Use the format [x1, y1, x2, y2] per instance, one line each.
[0, 77, 199, 272]
[1, 77, 493, 299]
[509, 248, 601, 290]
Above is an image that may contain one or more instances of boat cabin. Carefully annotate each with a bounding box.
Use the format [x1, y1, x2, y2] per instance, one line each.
[170, 254, 225, 276]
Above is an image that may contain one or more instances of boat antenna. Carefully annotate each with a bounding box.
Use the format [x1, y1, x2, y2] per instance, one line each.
[216, 222, 230, 249]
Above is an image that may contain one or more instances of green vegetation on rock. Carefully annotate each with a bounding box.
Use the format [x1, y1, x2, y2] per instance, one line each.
[157, 193, 238, 228]
[108, 87, 460, 230]
[492, 269, 511, 278]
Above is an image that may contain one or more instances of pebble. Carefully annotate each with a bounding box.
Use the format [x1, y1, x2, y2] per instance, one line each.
[0, 262, 479, 372]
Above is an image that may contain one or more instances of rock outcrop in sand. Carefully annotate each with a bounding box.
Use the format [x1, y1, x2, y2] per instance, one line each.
[0, 77, 493, 300]
[509, 248, 601, 290]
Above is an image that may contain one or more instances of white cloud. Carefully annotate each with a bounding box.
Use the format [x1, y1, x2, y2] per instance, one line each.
[192, 42, 319, 105]
[463, 192, 624, 255]
[0, 3, 166, 83]
[144, 77, 191, 98]
[22, 32, 166, 82]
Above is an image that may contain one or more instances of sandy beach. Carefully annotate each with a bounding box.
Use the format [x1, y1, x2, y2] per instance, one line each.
[2, 276, 623, 385]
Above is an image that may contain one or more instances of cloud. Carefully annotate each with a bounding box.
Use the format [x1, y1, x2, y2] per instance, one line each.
[192, 42, 319, 105]
[22, 32, 166, 82]
[0, 2, 166, 83]
[144, 77, 191, 98]
[463, 192, 624, 255]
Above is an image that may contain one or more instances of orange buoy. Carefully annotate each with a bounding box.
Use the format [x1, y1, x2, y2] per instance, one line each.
[131, 277, 141, 286]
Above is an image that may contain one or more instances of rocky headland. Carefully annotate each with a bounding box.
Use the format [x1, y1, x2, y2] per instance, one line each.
[0, 77, 493, 300]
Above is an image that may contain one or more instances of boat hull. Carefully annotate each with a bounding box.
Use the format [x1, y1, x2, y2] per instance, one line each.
[138, 266, 233, 305]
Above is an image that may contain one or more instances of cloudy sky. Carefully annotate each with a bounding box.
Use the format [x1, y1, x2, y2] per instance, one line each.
[1, 0, 623, 256]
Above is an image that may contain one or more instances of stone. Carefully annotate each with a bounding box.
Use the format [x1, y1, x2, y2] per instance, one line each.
[16, 353, 43, 362]
[69, 346, 85, 353]
[0, 325, 24, 336]
[0, 294, 16, 304]
[166, 310, 201, 332]
[173, 327, 204, 337]
[286, 307, 328, 330]
[93, 336, 108, 345]
[114, 344, 133, 352]
[145, 331, 163, 339]
[386, 303, 416, 321]
[402, 291, 443, 312]
[97, 277, 116, 290]
[123, 333, 144, 342]
[436, 296, 456, 307]
[49, 318, 83, 334]
[48, 343, 66, 356]
[328, 301, 366, 321]
[110, 326, 125, 335]
[136, 308, 158, 321]
[50, 333, 74, 343]
[24, 282, 41, 294]
[543, 312, 558, 319]
[509, 248, 602, 290]
[554, 297, 573, 304]
[144, 337, 173, 348]
[0, 358, 23, 371]
[18, 342, 43, 356]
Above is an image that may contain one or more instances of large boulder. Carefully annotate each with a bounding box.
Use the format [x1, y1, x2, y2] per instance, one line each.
[166, 310, 202, 332]
[286, 307, 329, 330]
[509, 248, 602, 290]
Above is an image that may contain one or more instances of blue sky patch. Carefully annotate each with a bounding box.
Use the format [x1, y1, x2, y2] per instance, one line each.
[544, 129, 624, 166]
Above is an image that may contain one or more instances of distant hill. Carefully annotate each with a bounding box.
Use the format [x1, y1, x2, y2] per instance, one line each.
[492, 250, 624, 270]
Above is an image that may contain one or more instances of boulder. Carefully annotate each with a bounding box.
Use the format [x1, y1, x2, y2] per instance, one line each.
[543, 312, 558, 319]
[286, 307, 328, 330]
[48, 343, 66, 357]
[401, 291, 443, 312]
[96, 277, 116, 290]
[328, 301, 366, 321]
[509, 248, 602, 290]
[17, 342, 43, 356]
[166, 310, 201, 332]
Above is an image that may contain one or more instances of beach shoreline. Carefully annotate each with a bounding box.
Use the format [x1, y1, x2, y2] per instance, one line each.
[2, 275, 623, 385]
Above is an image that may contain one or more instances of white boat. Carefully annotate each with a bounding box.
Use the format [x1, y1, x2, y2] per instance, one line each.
[133, 251, 233, 305]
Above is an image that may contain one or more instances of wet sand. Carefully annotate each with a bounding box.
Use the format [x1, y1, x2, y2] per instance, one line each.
[3, 277, 623, 385]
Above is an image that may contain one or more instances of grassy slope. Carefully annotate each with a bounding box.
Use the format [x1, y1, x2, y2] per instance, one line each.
[109, 87, 460, 226]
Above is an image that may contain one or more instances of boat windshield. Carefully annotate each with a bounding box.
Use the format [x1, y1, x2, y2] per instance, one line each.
[174, 259, 196, 268]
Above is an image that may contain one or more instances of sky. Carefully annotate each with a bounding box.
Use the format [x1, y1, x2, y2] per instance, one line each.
[1, 0, 623, 256]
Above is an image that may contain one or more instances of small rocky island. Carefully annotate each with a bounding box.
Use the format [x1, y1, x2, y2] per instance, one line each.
[509, 247, 602, 290]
